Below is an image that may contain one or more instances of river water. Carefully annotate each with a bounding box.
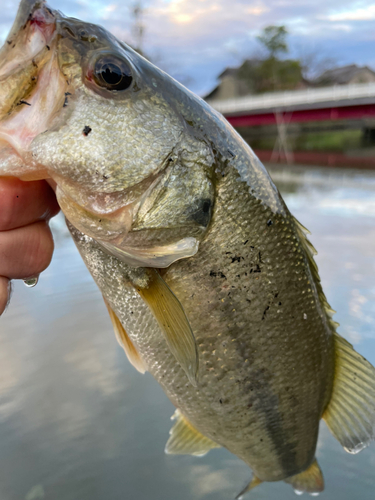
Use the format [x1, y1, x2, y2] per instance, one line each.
[1, 165, 375, 500]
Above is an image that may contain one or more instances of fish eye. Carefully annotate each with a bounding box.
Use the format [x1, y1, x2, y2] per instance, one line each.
[92, 55, 133, 92]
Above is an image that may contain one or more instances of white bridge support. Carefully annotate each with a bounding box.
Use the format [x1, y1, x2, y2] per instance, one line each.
[207, 83, 375, 115]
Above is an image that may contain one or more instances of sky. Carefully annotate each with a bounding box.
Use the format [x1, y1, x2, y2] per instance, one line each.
[1, 0, 375, 96]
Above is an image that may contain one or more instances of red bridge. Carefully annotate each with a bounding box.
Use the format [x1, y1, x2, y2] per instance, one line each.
[208, 83, 375, 168]
[208, 83, 375, 127]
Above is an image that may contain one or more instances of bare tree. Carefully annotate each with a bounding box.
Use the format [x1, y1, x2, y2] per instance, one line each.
[131, 2, 145, 56]
[297, 48, 338, 81]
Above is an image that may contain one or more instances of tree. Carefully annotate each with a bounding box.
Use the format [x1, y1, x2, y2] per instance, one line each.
[256, 26, 288, 59]
[131, 2, 145, 57]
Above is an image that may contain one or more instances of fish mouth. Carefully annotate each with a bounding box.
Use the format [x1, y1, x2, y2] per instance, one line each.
[0, 0, 67, 180]
[0, 1, 200, 268]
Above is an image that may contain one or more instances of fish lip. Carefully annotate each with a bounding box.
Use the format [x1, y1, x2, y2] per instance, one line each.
[0, 1, 56, 56]
[0, 1, 67, 174]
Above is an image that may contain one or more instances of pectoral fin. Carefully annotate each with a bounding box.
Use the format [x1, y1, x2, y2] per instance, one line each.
[104, 298, 147, 374]
[165, 409, 220, 456]
[284, 459, 324, 494]
[323, 331, 375, 453]
[135, 269, 199, 386]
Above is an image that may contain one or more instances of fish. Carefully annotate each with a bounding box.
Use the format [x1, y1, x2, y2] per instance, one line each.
[1, 0, 375, 496]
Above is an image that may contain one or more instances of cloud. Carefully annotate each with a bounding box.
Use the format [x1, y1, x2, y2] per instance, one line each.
[325, 5, 375, 21]
[1, 0, 375, 95]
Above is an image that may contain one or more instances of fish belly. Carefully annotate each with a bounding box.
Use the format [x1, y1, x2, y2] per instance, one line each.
[69, 161, 334, 481]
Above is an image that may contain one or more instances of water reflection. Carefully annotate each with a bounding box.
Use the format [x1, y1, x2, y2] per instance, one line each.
[0, 165, 375, 499]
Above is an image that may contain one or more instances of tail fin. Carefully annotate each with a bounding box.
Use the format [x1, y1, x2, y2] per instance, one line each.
[323, 332, 375, 454]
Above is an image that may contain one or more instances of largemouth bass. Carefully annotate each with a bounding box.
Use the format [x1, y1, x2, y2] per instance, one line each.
[1, 1, 375, 496]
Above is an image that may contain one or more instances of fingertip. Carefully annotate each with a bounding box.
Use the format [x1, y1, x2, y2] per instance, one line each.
[0, 221, 56, 279]
[0, 276, 12, 316]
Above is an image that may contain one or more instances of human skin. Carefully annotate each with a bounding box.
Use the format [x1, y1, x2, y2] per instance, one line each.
[0, 178, 59, 315]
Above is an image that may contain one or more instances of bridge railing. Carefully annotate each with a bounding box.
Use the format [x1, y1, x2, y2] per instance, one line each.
[207, 82, 375, 115]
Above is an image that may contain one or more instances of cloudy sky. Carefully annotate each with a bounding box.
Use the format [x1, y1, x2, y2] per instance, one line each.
[1, 0, 375, 95]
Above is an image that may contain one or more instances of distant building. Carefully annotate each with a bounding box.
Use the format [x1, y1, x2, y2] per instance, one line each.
[205, 58, 306, 102]
[205, 63, 256, 101]
[205, 62, 375, 102]
[312, 64, 375, 86]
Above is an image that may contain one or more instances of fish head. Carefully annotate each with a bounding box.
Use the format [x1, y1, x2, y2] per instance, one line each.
[0, 0, 217, 267]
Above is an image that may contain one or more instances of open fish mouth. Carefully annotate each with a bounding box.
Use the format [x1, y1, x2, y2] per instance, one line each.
[0, 1, 66, 180]
[0, 0, 206, 268]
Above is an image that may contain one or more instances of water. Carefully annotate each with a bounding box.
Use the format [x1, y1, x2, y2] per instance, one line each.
[22, 277, 39, 288]
[1, 165, 375, 500]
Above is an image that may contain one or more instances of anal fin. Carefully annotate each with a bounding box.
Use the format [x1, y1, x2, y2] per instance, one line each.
[104, 298, 147, 374]
[236, 475, 263, 499]
[323, 332, 375, 454]
[284, 459, 324, 495]
[165, 409, 220, 456]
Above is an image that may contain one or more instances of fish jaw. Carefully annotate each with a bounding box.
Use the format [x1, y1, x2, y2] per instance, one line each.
[0, 0, 67, 180]
[0, 1, 214, 269]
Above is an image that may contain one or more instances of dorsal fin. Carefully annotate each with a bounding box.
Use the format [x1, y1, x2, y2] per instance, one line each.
[284, 458, 324, 494]
[135, 269, 199, 386]
[104, 298, 147, 374]
[323, 331, 375, 453]
[165, 409, 220, 456]
[292, 215, 339, 332]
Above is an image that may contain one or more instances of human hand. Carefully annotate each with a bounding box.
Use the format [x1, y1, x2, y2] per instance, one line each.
[0, 177, 60, 315]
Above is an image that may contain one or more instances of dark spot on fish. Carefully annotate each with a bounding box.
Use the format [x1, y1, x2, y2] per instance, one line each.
[246, 299, 251, 303]
[227, 149, 236, 158]
[210, 270, 226, 279]
[103, 174, 109, 179]
[243, 240, 249, 245]
[82, 126, 92, 136]
[12, 44, 16, 49]
[6, 40, 11, 45]
[65, 92, 72, 96]
[278, 302, 282, 306]
[258, 252, 263, 263]
[253, 264, 261, 273]
[18, 100, 31, 106]
[64, 26, 76, 37]
[262, 305, 270, 320]
[31, 76, 36, 81]
[225, 252, 232, 255]
[98, 219, 102, 223]
[260, 438, 263, 442]
[190, 198, 212, 226]
[32, 59, 38, 68]
[219, 399, 223, 404]
[46, 45, 50, 50]
[267, 219, 273, 226]
[231, 256, 241, 263]
[63, 96, 68, 108]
